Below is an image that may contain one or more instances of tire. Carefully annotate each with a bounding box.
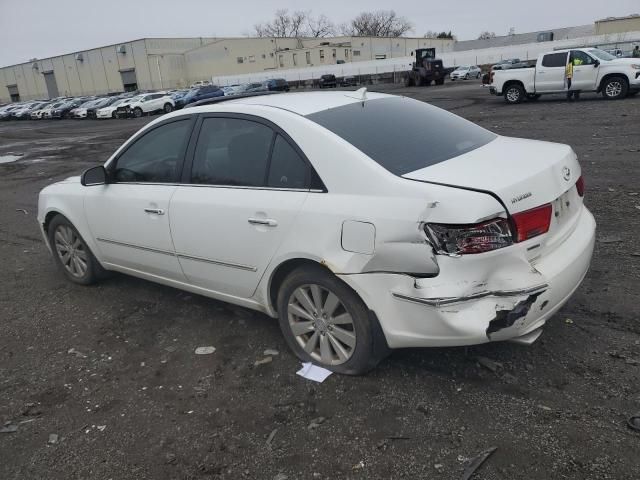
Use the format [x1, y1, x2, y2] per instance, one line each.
[526, 94, 541, 101]
[112, 111, 117, 119]
[48, 215, 106, 285]
[133, 107, 143, 118]
[277, 266, 389, 375]
[477, 72, 481, 79]
[504, 83, 524, 104]
[163, 103, 173, 113]
[601, 76, 628, 100]
[464, 74, 469, 80]
[405, 75, 415, 87]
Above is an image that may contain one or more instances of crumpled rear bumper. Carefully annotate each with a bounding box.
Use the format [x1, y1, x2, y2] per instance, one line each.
[339, 206, 596, 349]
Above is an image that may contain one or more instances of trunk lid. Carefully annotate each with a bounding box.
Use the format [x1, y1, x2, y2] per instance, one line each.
[403, 136, 581, 214]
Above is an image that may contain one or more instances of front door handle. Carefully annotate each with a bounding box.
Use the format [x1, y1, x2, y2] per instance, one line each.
[144, 208, 165, 215]
[248, 217, 278, 227]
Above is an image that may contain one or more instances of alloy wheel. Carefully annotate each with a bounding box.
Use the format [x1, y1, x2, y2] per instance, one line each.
[54, 225, 88, 278]
[287, 284, 356, 365]
[605, 81, 622, 98]
[506, 87, 520, 102]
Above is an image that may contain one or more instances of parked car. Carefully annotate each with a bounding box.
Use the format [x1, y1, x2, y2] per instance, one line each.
[319, 74, 337, 88]
[190, 80, 212, 88]
[175, 86, 224, 108]
[86, 97, 122, 118]
[30, 101, 56, 119]
[340, 76, 357, 87]
[264, 78, 290, 92]
[243, 82, 268, 93]
[52, 99, 84, 119]
[116, 92, 175, 118]
[450, 65, 482, 80]
[491, 58, 528, 70]
[72, 99, 103, 118]
[12, 102, 46, 119]
[490, 47, 640, 103]
[37, 90, 595, 374]
[96, 98, 134, 119]
[0, 104, 21, 120]
[42, 101, 69, 119]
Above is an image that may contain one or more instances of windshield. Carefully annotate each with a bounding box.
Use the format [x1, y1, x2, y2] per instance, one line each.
[588, 48, 616, 61]
[306, 97, 496, 176]
[457, 67, 469, 71]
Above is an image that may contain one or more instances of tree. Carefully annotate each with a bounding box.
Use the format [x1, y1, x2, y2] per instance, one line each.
[423, 30, 438, 39]
[254, 9, 308, 37]
[436, 31, 454, 39]
[478, 31, 496, 40]
[307, 14, 335, 38]
[341, 10, 412, 37]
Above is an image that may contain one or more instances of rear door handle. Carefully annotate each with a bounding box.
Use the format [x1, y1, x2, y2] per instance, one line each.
[144, 208, 165, 215]
[248, 217, 278, 227]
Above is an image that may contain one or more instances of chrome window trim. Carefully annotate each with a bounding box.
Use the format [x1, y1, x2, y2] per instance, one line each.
[96, 238, 257, 272]
[112, 181, 324, 193]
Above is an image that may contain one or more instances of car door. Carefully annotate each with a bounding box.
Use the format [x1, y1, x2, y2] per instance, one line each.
[169, 114, 315, 298]
[535, 52, 569, 92]
[84, 116, 195, 280]
[570, 50, 599, 91]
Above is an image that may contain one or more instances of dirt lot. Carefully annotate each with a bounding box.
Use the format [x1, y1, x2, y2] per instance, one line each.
[1, 83, 639, 480]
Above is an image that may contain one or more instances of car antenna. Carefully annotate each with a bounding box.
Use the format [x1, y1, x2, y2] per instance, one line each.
[344, 87, 367, 105]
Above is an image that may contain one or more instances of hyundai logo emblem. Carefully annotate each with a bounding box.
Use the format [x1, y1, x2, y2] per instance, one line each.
[562, 167, 571, 181]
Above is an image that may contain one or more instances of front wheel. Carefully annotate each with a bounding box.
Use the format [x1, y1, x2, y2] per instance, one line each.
[133, 107, 143, 118]
[504, 84, 524, 104]
[163, 103, 173, 113]
[277, 266, 388, 375]
[602, 76, 628, 100]
[48, 215, 106, 285]
[464, 74, 469, 80]
[112, 111, 117, 119]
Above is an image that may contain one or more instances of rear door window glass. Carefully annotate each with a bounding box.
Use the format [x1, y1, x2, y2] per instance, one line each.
[542, 53, 567, 67]
[267, 135, 309, 189]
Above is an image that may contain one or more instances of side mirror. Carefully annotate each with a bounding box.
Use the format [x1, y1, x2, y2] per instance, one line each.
[594, 60, 600, 67]
[81, 165, 107, 186]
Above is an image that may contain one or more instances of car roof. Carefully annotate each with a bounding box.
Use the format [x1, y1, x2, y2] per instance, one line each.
[194, 90, 392, 116]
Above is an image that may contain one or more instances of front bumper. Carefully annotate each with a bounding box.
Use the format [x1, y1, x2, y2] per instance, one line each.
[340, 205, 596, 349]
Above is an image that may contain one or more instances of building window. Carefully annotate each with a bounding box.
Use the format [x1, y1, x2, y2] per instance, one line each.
[293, 53, 297, 66]
[375, 54, 386, 60]
[306, 51, 311, 65]
[332, 49, 336, 58]
[319, 50, 325, 62]
[345, 49, 349, 58]
[261, 54, 266, 59]
[237, 57, 243, 64]
[248, 55, 256, 63]
[270, 52, 274, 57]
[353, 50, 360, 57]
[279, 55, 284, 67]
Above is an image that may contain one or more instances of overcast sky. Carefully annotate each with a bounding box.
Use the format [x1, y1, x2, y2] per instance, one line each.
[1, 0, 638, 66]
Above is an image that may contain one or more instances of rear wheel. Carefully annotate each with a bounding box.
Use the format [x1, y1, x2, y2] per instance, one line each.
[277, 266, 388, 375]
[464, 73, 469, 80]
[602, 76, 628, 100]
[163, 103, 173, 113]
[48, 215, 105, 285]
[133, 107, 143, 118]
[504, 84, 524, 104]
[476, 72, 481, 79]
[111, 111, 117, 119]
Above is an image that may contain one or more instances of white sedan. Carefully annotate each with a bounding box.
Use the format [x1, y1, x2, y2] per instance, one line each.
[120, 92, 175, 118]
[450, 65, 482, 80]
[96, 98, 133, 119]
[37, 90, 596, 374]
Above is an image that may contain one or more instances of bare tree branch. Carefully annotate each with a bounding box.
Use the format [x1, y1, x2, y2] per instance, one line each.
[478, 31, 496, 40]
[307, 14, 335, 38]
[345, 10, 412, 37]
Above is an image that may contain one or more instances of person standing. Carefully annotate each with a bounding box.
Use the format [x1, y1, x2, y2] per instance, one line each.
[565, 54, 575, 100]
[633, 45, 640, 58]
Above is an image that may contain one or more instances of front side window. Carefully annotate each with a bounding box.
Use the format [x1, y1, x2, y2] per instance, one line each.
[191, 118, 273, 187]
[571, 50, 595, 65]
[542, 52, 567, 68]
[113, 119, 191, 183]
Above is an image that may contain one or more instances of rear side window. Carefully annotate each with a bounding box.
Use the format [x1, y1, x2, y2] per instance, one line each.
[267, 135, 309, 189]
[113, 119, 191, 183]
[542, 53, 567, 67]
[191, 117, 273, 186]
[306, 97, 496, 176]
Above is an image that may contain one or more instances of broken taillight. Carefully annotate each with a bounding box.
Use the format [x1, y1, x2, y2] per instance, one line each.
[576, 175, 585, 197]
[512, 204, 552, 242]
[425, 218, 513, 255]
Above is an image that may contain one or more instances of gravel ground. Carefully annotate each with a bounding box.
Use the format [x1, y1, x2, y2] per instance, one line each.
[0, 82, 639, 480]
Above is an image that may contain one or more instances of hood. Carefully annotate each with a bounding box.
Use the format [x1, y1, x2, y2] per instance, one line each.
[57, 175, 81, 185]
[402, 136, 581, 213]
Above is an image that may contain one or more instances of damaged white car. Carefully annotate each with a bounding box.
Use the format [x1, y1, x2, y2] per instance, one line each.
[37, 90, 596, 374]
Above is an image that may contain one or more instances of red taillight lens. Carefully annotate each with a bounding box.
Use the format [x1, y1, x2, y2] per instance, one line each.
[576, 175, 585, 197]
[512, 204, 552, 242]
[426, 218, 513, 255]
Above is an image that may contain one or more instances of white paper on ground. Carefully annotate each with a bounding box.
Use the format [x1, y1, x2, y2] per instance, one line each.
[296, 362, 333, 383]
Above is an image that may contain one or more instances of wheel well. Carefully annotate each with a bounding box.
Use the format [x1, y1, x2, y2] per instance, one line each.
[43, 211, 61, 235]
[503, 80, 525, 93]
[598, 73, 629, 92]
[268, 258, 331, 313]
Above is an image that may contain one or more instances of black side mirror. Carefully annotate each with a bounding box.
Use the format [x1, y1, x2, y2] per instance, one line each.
[81, 165, 107, 186]
[594, 60, 600, 67]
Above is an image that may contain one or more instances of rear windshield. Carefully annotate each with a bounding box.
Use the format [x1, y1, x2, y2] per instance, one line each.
[306, 97, 496, 175]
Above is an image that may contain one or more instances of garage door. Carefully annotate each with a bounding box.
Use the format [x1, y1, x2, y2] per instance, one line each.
[7, 84, 20, 102]
[120, 69, 138, 91]
[43, 72, 59, 98]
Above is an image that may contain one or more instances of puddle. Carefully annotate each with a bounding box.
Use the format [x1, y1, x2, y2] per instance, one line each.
[0, 154, 23, 164]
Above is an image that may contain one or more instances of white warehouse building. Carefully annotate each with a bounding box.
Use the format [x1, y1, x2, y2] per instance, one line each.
[0, 36, 454, 102]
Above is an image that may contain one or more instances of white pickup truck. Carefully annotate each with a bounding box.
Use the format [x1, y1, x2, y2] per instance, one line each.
[489, 47, 640, 103]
